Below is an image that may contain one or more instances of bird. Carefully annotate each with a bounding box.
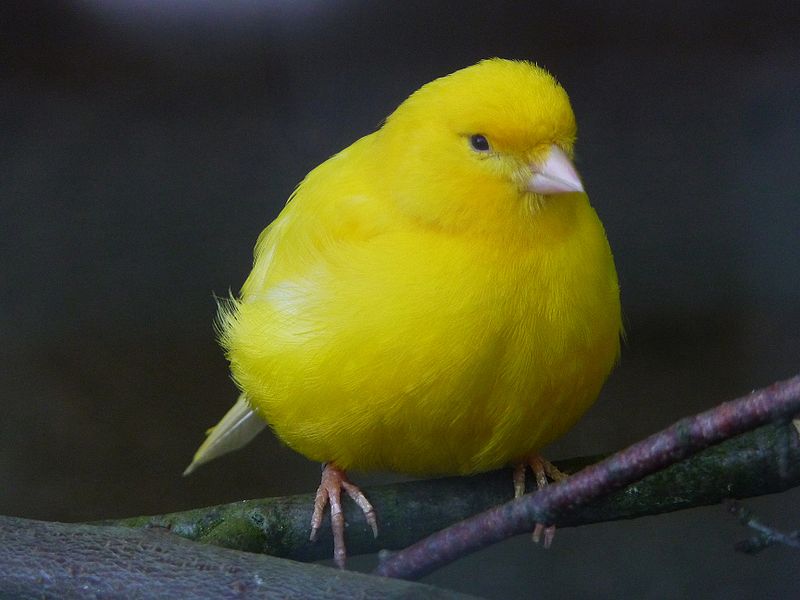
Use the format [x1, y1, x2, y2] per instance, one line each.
[184, 58, 622, 568]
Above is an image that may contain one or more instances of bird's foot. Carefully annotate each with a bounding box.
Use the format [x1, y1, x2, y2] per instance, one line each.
[512, 455, 567, 548]
[310, 463, 378, 569]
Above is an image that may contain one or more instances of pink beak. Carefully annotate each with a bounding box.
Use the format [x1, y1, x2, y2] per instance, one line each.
[526, 145, 584, 195]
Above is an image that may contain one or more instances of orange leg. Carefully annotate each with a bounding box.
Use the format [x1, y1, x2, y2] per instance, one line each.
[310, 463, 378, 569]
[513, 455, 567, 548]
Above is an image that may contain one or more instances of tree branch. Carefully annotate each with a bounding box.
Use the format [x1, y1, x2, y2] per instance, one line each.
[0, 516, 476, 599]
[97, 421, 799, 563]
[375, 373, 800, 579]
[725, 499, 800, 553]
[4, 376, 798, 597]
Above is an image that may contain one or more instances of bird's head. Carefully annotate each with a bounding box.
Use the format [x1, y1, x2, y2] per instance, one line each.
[378, 59, 584, 239]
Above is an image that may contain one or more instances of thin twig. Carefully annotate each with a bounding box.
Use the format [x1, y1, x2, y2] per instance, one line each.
[725, 499, 800, 554]
[3, 379, 800, 597]
[374, 374, 800, 580]
[98, 421, 800, 562]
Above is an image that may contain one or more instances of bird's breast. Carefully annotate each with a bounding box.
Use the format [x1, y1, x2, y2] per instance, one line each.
[227, 195, 620, 475]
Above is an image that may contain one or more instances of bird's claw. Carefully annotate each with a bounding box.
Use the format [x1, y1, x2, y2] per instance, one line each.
[512, 462, 527, 498]
[532, 523, 557, 548]
[513, 455, 567, 499]
[513, 455, 566, 547]
[340, 479, 378, 538]
[310, 463, 378, 569]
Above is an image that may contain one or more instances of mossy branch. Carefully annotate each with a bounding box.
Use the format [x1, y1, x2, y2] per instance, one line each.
[2, 375, 798, 596]
[100, 420, 799, 563]
[376, 373, 800, 578]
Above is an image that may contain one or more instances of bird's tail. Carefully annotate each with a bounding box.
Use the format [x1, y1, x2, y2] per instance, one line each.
[183, 393, 267, 475]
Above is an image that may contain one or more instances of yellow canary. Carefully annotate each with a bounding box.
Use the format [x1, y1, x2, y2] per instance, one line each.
[185, 58, 622, 566]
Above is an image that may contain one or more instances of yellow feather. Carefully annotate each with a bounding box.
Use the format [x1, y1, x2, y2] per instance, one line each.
[192, 58, 621, 479]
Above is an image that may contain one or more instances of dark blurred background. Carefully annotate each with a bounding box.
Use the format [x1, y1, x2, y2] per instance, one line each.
[2, 1, 799, 597]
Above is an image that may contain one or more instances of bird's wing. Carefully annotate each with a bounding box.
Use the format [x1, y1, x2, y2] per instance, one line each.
[182, 393, 266, 475]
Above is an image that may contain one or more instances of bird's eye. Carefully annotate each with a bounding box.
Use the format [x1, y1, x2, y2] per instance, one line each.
[469, 134, 491, 152]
